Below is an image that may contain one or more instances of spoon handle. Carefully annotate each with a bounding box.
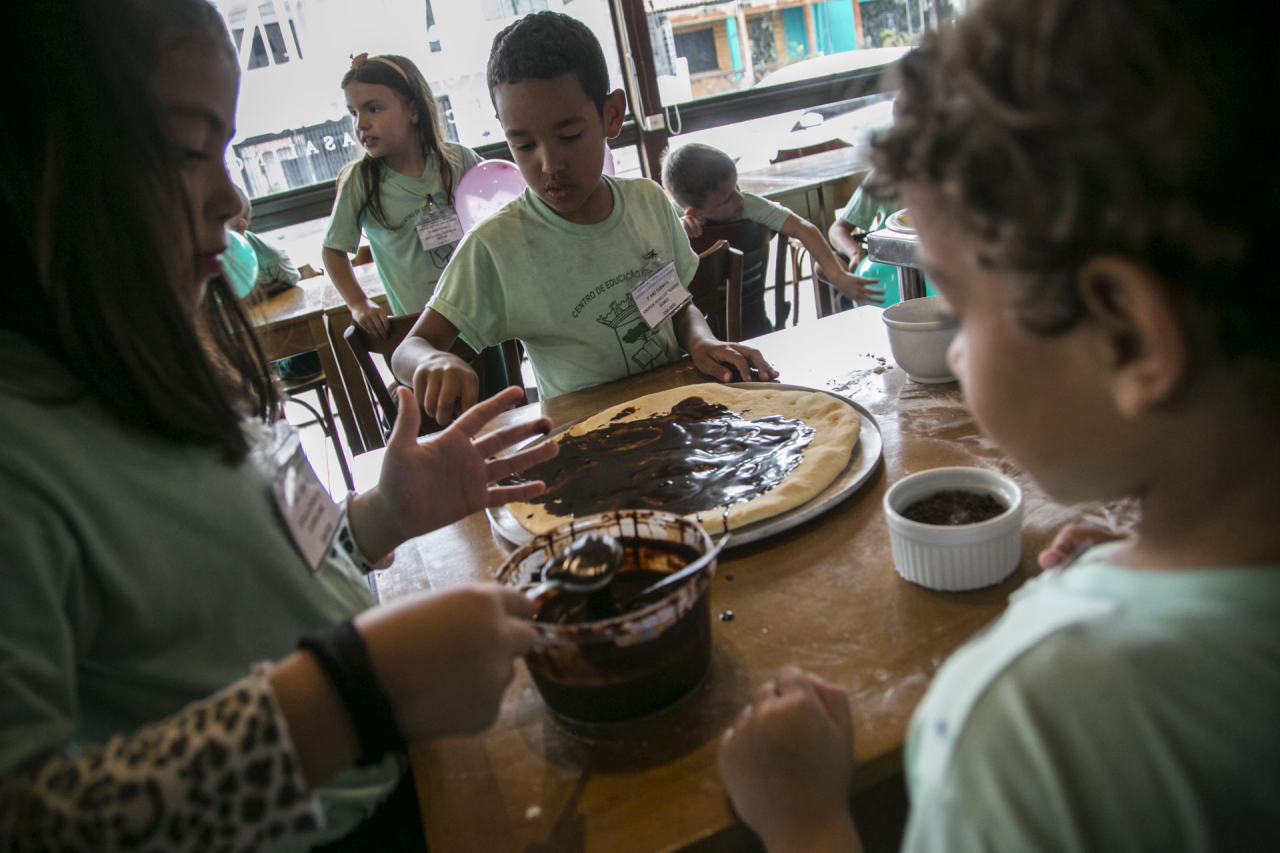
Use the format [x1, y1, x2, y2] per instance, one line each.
[623, 533, 731, 609]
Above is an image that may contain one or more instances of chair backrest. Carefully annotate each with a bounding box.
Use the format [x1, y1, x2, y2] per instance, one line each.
[687, 239, 744, 343]
[811, 265, 842, 321]
[342, 315, 523, 439]
[689, 217, 777, 257]
[770, 138, 851, 165]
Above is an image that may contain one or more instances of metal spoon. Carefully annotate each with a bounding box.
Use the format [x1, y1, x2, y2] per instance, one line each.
[523, 532, 625, 601]
[621, 533, 731, 611]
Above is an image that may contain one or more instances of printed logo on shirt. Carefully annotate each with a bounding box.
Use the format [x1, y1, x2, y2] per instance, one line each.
[596, 295, 670, 374]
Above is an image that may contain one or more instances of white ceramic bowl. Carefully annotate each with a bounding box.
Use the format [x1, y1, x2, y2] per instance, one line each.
[883, 467, 1024, 591]
[881, 296, 959, 384]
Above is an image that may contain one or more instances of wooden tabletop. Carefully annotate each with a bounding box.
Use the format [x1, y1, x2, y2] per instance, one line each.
[363, 306, 1136, 852]
[737, 144, 873, 199]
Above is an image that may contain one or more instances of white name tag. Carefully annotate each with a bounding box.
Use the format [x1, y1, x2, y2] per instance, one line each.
[416, 204, 464, 251]
[631, 261, 692, 329]
[271, 443, 341, 572]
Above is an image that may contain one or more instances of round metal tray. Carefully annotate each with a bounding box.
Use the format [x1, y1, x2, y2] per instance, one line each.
[486, 383, 884, 550]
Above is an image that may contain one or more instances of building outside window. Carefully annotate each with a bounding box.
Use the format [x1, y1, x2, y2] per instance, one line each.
[214, 0, 630, 200]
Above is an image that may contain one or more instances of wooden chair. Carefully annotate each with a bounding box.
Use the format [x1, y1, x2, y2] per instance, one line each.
[276, 370, 355, 492]
[811, 265, 843, 321]
[772, 139, 853, 327]
[687, 239, 744, 343]
[691, 219, 784, 338]
[342, 314, 525, 442]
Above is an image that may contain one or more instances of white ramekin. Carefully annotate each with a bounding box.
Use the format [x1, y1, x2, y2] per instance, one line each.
[881, 296, 959, 384]
[882, 466, 1024, 591]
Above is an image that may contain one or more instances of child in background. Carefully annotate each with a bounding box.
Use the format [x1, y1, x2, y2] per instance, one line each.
[393, 12, 775, 425]
[717, 0, 1280, 850]
[321, 53, 483, 337]
[827, 169, 935, 309]
[663, 142, 884, 327]
[1, 2, 558, 849]
[232, 185, 301, 298]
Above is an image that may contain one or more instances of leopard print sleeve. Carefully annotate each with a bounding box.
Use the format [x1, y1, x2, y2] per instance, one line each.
[0, 667, 321, 852]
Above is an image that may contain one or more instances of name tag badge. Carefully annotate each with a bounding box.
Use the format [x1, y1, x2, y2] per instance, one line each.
[631, 261, 692, 329]
[416, 202, 464, 252]
[271, 443, 341, 572]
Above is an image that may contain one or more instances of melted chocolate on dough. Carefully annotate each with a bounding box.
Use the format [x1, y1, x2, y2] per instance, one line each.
[519, 396, 814, 519]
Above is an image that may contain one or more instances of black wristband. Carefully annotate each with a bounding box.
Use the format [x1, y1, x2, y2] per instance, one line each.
[298, 619, 407, 767]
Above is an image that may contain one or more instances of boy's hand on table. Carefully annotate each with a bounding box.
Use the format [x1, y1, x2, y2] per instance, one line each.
[412, 351, 481, 426]
[681, 213, 705, 239]
[718, 666, 862, 853]
[356, 585, 538, 743]
[1038, 523, 1127, 569]
[349, 386, 556, 558]
[353, 300, 390, 338]
[690, 339, 779, 383]
[828, 269, 885, 306]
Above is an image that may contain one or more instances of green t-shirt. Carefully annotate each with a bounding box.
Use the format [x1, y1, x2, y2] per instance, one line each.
[0, 333, 396, 849]
[738, 191, 793, 232]
[428, 176, 699, 401]
[323, 142, 482, 315]
[903, 546, 1280, 852]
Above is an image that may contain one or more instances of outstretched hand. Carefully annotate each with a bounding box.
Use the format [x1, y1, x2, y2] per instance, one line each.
[1038, 523, 1126, 569]
[718, 666, 862, 853]
[348, 386, 557, 560]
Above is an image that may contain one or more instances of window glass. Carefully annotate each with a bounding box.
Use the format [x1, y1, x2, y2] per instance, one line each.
[214, 0, 625, 200]
[649, 0, 968, 105]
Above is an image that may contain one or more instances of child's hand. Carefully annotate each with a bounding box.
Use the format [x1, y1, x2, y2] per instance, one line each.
[353, 299, 390, 338]
[828, 269, 885, 306]
[1038, 523, 1126, 569]
[348, 386, 556, 558]
[412, 351, 481, 426]
[356, 585, 537, 743]
[718, 667, 860, 853]
[681, 213, 705, 239]
[690, 340, 779, 383]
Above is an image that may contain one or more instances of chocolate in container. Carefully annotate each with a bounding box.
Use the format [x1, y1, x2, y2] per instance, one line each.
[496, 510, 716, 724]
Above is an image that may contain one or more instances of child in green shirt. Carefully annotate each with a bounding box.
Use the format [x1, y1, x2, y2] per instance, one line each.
[321, 54, 483, 334]
[393, 12, 776, 423]
[716, 1, 1280, 850]
[663, 142, 885, 326]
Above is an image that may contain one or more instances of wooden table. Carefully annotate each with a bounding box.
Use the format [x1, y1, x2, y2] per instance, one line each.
[247, 277, 363, 456]
[362, 306, 1136, 852]
[738, 144, 874, 231]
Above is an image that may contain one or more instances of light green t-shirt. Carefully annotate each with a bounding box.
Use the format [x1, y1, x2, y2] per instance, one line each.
[0, 333, 396, 849]
[903, 547, 1280, 852]
[428, 175, 699, 401]
[837, 172, 935, 305]
[323, 142, 482, 315]
[739, 191, 793, 232]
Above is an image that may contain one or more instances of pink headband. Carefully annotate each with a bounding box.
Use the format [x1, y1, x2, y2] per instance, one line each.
[348, 53, 410, 83]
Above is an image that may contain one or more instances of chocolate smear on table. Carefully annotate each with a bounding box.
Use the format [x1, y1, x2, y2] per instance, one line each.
[518, 396, 814, 519]
[901, 490, 1006, 526]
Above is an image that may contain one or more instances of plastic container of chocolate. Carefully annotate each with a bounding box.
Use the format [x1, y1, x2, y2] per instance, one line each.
[496, 510, 716, 723]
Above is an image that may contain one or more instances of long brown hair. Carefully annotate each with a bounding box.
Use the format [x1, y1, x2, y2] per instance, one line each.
[3, 0, 275, 463]
[340, 54, 459, 230]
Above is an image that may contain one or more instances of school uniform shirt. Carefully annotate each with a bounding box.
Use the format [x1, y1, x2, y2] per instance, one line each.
[0, 332, 399, 851]
[429, 175, 699, 401]
[902, 544, 1280, 852]
[738, 191, 793, 232]
[323, 142, 482, 315]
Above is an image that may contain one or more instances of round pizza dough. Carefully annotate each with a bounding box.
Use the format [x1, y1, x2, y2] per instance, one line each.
[509, 384, 861, 536]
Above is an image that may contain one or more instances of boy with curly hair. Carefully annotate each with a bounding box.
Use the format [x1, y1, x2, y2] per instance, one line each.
[715, 0, 1280, 850]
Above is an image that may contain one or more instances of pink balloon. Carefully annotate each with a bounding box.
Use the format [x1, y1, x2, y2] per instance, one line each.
[454, 160, 527, 232]
[603, 145, 616, 177]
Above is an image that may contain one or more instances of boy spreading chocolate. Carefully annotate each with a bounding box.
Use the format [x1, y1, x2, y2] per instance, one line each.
[716, 0, 1280, 850]
[393, 13, 775, 423]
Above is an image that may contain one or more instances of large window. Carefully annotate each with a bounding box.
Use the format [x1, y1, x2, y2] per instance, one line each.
[214, 0, 627, 201]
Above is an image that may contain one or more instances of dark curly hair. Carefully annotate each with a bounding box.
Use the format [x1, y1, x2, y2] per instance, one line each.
[873, 0, 1276, 364]
[662, 143, 736, 210]
[487, 11, 610, 115]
